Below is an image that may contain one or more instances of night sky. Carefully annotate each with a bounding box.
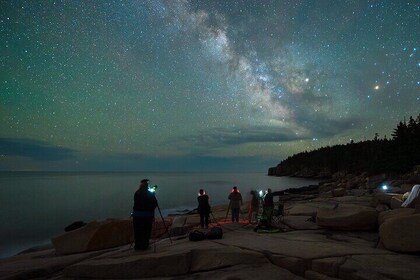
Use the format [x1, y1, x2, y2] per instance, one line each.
[0, 0, 419, 172]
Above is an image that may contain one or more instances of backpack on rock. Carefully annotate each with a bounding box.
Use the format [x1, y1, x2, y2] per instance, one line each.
[189, 230, 205, 241]
[205, 227, 223, 240]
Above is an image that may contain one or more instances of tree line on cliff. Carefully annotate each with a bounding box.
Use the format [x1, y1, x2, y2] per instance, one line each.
[269, 114, 420, 177]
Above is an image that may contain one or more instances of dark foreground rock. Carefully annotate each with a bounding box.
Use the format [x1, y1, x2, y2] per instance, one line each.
[2, 221, 419, 280]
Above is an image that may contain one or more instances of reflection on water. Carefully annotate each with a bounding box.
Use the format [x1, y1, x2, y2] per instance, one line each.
[0, 171, 319, 258]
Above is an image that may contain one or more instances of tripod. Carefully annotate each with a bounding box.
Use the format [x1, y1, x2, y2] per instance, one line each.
[149, 202, 173, 253]
[224, 200, 232, 221]
[156, 201, 173, 244]
[210, 211, 221, 226]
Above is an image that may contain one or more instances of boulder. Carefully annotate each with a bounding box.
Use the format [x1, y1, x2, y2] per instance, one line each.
[378, 208, 415, 225]
[51, 219, 133, 255]
[348, 189, 368, 197]
[390, 196, 403, 209]
[316, 205, 378, 231]
[375, 204, 390, 212]
[332, 188, 346, 197]
[372, 192, 402, 207]
[366, 174, 386, 189]
[379, 213, 420, 252]
[345, 180, 360, 190]
[64, 221, 87, 232]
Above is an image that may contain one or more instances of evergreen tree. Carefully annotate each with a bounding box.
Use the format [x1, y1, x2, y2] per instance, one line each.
[272, 114, 420, 176]
[391, 120, 408, 141]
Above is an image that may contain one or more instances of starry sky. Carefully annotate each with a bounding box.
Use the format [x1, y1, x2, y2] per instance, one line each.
[0, 0, 419, 172]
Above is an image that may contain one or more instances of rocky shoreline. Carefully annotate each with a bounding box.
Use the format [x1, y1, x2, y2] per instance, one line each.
[1, 170, 419, 280]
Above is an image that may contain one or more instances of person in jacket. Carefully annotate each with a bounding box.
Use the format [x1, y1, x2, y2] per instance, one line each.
[197, 189, 211, 228]
[248, 190, 259, 224]
[132, 179, 157, 250]
[228, 186, 243, 222]
[263, 188, 274, 226]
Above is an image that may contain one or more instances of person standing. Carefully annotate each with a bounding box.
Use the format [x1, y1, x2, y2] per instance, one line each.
[248, 190, 259, 224]
[263, 188, 274, 226]
[228, 186, 243, 222]
[132, 179, 157, 251]
[197, 189, 211, 228]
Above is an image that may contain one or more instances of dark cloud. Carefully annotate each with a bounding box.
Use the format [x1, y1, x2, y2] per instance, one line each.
[311, 117, 363, 137]
[81, 152, 272, 172]
[298, 115, 363, 138]
[0, 138, 76, 161]
[173, 126, 305, 149]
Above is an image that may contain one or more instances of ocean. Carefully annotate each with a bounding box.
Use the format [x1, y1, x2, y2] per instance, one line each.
[0, 171, 320, 258]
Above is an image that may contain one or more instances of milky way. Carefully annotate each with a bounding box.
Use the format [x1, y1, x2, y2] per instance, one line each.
[0, 0, 419, 171]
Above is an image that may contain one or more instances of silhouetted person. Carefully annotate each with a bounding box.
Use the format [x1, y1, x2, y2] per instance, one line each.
[248, 190, 259, 224]
[228, 186, 243, 222]
[132, 179, 157, 250]
[263, 188, 274, 226]
[197, 189, 211, 228]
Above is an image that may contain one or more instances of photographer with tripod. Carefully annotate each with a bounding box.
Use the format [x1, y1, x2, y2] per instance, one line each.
[197, 189, 211, 229]
[132, 179, 157, 251]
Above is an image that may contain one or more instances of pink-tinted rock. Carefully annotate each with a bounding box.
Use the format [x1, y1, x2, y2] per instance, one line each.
[379, 213, 420, 252]
[390, 196, 403, 209]
[378, 208, 415, 225]
[52, 219, 133, 255]
[316, 205, 378, 231]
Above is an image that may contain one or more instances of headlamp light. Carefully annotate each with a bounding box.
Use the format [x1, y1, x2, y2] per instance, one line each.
[148, 185, 158, 193]
[258, 190, 268, 198]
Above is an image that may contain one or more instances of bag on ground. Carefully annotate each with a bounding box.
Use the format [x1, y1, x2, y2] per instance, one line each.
[205, 226, 223, 239]
[189, 230, 205, 241]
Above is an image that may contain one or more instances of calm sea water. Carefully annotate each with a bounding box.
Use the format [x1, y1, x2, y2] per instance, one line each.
[0, 171, 319, 258]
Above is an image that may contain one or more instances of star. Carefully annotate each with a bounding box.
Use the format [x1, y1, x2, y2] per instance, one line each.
[0, 0, 418, 172]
